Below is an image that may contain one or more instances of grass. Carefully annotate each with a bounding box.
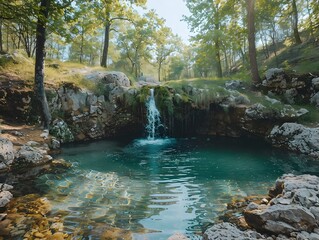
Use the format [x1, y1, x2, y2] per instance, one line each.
[261, 40, 319, 74]
[0, 53, 106, 91]
[293, 104, 319, 126]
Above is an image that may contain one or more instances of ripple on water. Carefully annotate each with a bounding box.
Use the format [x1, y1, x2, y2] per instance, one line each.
[34, 138, 319, 239]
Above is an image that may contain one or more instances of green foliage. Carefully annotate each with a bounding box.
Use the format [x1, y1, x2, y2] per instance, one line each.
[154, 86, 174, 115]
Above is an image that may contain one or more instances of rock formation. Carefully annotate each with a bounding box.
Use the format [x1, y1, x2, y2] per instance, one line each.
[205, 174, 319, 240]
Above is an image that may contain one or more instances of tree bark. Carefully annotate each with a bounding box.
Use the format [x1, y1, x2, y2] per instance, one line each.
[214, 38, 223, 78]
[101, 21, 110, 67]
[34, 0, 52, 129]
[158, 61, 162, 82]
[292, 0, 302, 44]
[246, 0, 260, 85]
[79, 28, 84, 63]
[0, 19, 3, 52]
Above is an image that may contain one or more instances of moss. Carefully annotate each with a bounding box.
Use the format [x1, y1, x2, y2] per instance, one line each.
[154, 86, 174, 116]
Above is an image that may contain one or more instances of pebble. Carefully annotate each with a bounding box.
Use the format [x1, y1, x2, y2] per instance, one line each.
[33, 232, 45, 238]
[49, 232, 64, 240]
[0, 214, 7, 221]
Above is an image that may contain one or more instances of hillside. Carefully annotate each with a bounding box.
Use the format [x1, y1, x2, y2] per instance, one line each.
[258, 38, 319, 75]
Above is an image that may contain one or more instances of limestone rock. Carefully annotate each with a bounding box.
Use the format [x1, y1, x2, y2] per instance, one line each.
[284, 89, 298, 104]
[265, 96, 280, 104]
[57, 86, 88, 112]
[265, 68, 284, 81]
[16, 145, 44, 164]
[312, 77, 319, 91]
[50, 137, 61, 150]
[0, 184, 13, 191]
[225, 80, 243, 90]
[311, 92, 319, 107]
[50, 119, 74, 143]
[0, 190, 13, 207]
[203, 222, 265, 240]
[0, 138, 14, 169]
[245, 103, 268, 119]
[244, 204, 316, 235]
[101, 71, 131, 87]
[269, 123, 319, 156]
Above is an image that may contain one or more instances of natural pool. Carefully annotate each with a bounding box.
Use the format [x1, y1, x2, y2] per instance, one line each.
[35, 137, 319, 239]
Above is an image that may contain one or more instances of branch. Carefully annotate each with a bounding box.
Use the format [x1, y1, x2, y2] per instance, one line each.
[110, 17, 135, 26]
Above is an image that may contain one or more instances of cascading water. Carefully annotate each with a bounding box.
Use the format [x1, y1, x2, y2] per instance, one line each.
[145, 88, 162, 140]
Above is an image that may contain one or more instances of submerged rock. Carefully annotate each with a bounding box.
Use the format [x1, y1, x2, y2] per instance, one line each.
[269, 123, 319, 156]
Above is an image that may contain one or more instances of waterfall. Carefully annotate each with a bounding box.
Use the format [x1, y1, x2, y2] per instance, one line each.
[145, 88, 162, 140]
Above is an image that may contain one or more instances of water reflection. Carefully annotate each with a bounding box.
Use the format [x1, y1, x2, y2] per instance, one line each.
[35, 137, 319, 239]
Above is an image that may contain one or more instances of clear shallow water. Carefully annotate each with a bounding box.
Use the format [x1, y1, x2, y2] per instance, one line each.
[35, 137, 319, 239]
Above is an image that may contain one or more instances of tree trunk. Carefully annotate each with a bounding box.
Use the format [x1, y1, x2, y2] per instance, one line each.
[292, 0, 302, 44]
[246, 0, 260, 85]
[101, 21, 110, 67]
[34, 0, 52, 129]
[158, 62, 162, 82]
[223, 49, 229, 75]
[0, 19, 3, 52]
[79, 29, 84, 63]
[214, 38, 223, 78]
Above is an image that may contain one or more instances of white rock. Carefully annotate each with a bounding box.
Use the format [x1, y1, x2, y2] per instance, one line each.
[269, 123, 319, 156]
[0, 190, 13, 207]
[311, 92, 319, 107]
[265, 68, 284, 81]
[0, 138, 14, 169]
[312, 77, 319, 90]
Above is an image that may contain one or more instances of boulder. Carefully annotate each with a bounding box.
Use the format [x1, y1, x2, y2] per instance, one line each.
[101, 71, 131, 87]
[203, 222, 265, 240]
[243, 175, 319, 237]
[50, 119, 74, 143]
[284, 89, 298, 104]
[57, 86, 88, 112]
[0, 190, 13, 207]
[312, 77, 319, 91]
[310, 92, 319, 107]
[244, 204, 317, 235]
[16, 145, 45, 164]
[265, 68, 284, 81]
[269, 123, 319, 156]
[225, 80, 243, 90]
[0, 138, 14, 169]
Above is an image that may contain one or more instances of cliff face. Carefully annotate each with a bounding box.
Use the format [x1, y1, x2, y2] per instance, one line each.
[0, 71, 318, 156]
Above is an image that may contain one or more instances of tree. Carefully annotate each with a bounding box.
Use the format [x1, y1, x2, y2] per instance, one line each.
[291, 0, 302, 44]
[155, 27, 180, 81]
[185, 0, 235, 78]
[116, 11, 159, 78]
[168, 55, 185, 80]
[34, 0, 51, 129]
[246, 0, 260, 84]
[95, 0, 146, 68]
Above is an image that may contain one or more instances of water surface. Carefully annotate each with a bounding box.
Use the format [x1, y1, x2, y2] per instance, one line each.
[36, 137, 319, 239]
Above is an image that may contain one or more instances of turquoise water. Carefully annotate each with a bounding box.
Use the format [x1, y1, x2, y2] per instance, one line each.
[36, 137, 319, 239]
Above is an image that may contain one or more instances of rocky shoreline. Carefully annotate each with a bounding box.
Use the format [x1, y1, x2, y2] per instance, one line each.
[204, 174, 319, 240]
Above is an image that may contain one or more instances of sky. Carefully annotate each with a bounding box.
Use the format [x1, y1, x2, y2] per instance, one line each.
[145, 0, 191, 43]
